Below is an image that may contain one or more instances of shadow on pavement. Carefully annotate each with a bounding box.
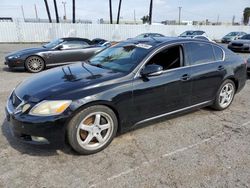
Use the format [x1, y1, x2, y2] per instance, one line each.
[1, 118, 78, 156]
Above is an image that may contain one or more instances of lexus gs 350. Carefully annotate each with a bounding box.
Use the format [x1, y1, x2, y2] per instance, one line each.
[5, 37, 247, 154]
[4, 37, 105, 73]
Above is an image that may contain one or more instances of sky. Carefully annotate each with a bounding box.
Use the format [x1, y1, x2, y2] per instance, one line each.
[0, 0, 249, 23]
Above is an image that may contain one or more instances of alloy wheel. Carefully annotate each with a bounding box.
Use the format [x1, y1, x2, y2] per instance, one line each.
[76, 112, 114, 151]
[219, 83, 235, 108]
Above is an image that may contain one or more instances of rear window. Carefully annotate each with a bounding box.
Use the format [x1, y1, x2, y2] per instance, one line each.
[185, 42, 215, 65]
[213, 46, 224, 61]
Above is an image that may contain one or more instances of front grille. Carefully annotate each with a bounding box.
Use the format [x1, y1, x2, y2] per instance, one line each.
[231, 43, 243, 47]
[11, 92, 22, 108]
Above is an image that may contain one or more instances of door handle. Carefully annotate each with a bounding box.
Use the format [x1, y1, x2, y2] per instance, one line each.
[181, 74, 190, 81]
[217, 65, 225, 71]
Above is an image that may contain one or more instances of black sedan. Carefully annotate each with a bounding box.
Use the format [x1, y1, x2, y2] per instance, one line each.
[4, 37, 105, 73]
[228, 34, 250, 52]
[5, 37, 247, 154]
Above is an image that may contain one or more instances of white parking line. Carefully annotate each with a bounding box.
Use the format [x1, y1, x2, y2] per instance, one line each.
[89, 120, 250, 188]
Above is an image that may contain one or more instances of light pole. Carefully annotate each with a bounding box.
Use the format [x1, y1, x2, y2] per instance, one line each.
[62, 1, 67, 20]
[44, 0, 52, 23]
[72, 0, 75, 23]
[149, 0, 153, 25]
[178, 6, 182, 25]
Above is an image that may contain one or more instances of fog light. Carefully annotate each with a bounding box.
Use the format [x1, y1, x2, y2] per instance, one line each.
[31, 136, 49, 143]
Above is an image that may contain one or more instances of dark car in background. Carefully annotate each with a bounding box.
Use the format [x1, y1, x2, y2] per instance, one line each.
[134, 33, 165, 38]
[247, 57, 250, 74]
[5, 37, 105, 73]
[228, 34, 250, 52]
[179, 30, 207, 38]
[221, 32, 247, 43]
[5, 37, 246, 154]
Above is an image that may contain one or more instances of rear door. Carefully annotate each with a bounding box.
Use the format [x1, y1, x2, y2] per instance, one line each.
[184, 42, 225, 104]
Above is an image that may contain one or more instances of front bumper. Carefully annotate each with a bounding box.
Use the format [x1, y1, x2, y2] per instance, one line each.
[5, 95, 68, 147]
[5, 57, 24, 68]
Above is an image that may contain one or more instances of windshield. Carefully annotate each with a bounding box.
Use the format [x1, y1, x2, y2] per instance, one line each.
[180, 31, 193, 36]
[43, 39, 63, 48]
[240, 34, 250, 40]
[89, 44, 152, 73]
[226, 32, 238, 37]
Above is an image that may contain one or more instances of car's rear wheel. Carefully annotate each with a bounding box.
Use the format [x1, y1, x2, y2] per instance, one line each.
[25, 56, 45, 73]
[212, 79, 235, 110]
[67, 105, 118, 155]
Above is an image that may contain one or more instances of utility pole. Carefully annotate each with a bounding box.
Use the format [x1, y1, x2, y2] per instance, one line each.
[149, 0, 153, 25]
[117, 0, 122, 24]
[134, 9, 136, 23]
[216, 14, 220, 25]
[21, 5, 25, 21]
[44, 0, 52, 23]
[34, 4, 38, 20]
[109, 0, 113, 24]
[72, 0, 75, 23]
[232, 15, 235, 25]
[53, 0, 59, 23]
[62, 1, 67, 20]
[178, 6, 182, 25]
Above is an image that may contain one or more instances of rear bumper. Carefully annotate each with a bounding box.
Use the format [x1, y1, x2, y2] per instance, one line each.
[228, 46, 250, 52]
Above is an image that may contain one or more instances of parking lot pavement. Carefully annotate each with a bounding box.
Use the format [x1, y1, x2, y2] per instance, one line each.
[0, 43, 250, 188]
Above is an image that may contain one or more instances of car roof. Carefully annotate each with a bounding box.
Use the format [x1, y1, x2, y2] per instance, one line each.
[61, 37, 90, 41]
[120, 37, 215, 48]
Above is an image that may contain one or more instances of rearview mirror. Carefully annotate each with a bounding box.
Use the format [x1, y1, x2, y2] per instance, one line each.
[141, 64, 163, 77]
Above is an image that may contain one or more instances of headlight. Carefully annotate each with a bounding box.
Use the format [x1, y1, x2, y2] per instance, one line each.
[29, 100, 72, 116]
[8, 54, 21, 59]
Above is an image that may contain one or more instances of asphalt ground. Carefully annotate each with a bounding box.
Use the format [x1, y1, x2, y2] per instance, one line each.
[0, 43, 249, 188]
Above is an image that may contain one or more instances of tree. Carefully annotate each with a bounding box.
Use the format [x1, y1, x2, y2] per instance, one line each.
[141, 15, 150, 24]
[243, 7, 250, 25]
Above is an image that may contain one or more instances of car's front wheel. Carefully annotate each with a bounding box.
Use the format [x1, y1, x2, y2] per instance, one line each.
[25, 56, 45, 73]
[67, 105, 118, 155]
[212, 79, 236, 110]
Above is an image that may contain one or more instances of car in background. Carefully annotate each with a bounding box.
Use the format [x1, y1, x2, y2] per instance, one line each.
[193, 35, 214, 42]
[134, 33, 165, 39]
[5, 37, 105, 73]
[247, 57, 250, 74]
[221, 32, 247, 43]
[179, 30, 207, 38]
[228, 34, 250, 52]
[5, 37, 246, 154]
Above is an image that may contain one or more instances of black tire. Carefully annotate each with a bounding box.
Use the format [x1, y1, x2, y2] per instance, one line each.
[67, 105, 118, 155]
[25, 56, 45, 73]
[211, 79, 236, 111]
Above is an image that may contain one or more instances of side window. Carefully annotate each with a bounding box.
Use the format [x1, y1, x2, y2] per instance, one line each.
[62, 40, 89, 49]
[213, 46, 224, 61]
[185, 42, 215, 65]
[147, 46, 182, 70]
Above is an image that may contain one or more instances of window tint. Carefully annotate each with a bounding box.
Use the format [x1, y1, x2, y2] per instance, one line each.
[62, 40, 89, 49]
[194, 36, 208, 41]
[213, 46, 224, 61]
[185, 42, 215, 65]
[147, 46, 181, 70]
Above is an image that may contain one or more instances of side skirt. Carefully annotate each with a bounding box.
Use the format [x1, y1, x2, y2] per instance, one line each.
[134, 100, 213, 126]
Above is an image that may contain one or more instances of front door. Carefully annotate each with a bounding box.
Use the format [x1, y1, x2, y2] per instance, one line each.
[132, 45, 193, 124]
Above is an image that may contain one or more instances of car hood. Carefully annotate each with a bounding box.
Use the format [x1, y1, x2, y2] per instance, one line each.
[6, 47, 48, 57]
[231, 39, 250, 44]
[15, 62, 124, 102]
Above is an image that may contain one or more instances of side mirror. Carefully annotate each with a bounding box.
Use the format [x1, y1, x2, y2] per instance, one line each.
[141, 64, 163, 77]
[57, 44, 69, 50]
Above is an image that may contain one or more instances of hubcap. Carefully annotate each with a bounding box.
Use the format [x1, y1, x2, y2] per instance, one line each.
[76, 112, 113, 150]
[219, 83, 234, 108]
[27, 57, 43, 72]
